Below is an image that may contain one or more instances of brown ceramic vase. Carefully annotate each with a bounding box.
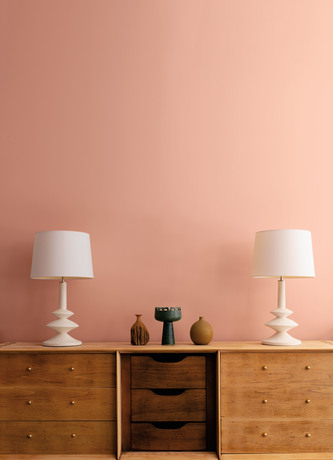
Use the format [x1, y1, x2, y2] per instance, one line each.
[190, 316, 213, 345]
[131, 314, 149, 345]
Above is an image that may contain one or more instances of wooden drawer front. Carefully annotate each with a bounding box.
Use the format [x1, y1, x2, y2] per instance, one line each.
[221, 352, 333, 386]
[131, 355, 206, 389]
[0, 353, 115, 387]
[221, 385, 333, 418]
[131, 422, 206, 450]
[132, 389, 206, 421]
[0, 388, 116, 421]
[0, 421, 115, 454]
[221, 420, 333, 453]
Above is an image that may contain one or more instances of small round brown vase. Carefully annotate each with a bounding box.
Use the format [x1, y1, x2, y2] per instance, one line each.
[131, 314, 149, 345]
[190, 316, 213, 345]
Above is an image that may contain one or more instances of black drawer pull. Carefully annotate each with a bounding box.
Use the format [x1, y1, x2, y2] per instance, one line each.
[151, 422, 186, 429]
[151, 389, 186, 396]
[150, 354, 186, 363]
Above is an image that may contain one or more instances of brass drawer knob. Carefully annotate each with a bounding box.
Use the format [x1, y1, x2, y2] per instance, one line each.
[306, 433, 311, 437]
[262, 366, 268, 370]
[305, 399, 311, 403]
[69, 367, 75, 371]
[27, 434, 32, 439]
[262, 432, 268, 437]
[262, 399, 268, 404]
[26, 400, 32, 405]
[71, 433, 76, 438]
[305, 365, 311, 370]
[70, 401, 75, 405]
[26, 367, 32, 372]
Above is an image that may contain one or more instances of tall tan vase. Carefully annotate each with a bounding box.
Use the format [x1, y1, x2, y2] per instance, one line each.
[190, 316, 213, 345]
[131, 314, 149, 345]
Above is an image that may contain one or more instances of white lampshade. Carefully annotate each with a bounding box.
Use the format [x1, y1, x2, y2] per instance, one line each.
[252, 229, 315, 278]
[31, 231, 94, 279]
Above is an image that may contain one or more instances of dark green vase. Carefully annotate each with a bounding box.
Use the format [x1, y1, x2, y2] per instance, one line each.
[155, 307, 181, 345]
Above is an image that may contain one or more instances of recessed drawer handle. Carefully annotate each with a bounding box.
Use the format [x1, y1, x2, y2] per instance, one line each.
[152, 389, 186, 396]
[151, 422, 186, 429]
[150, 354, 187, 363]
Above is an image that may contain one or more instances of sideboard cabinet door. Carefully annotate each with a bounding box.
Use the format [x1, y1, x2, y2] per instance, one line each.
[221, 351, 333, 454]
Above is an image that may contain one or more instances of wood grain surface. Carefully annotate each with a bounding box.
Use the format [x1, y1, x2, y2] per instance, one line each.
[131, 422, 206, 451]
[0, 353, 115, 387]
[0, 421, 116, 454]
[221, 352, 333, 386]
[0, 387, 116, 420]
[221, 419, 333, 453]
[131, 355, 206, 389]
[131, 388, 206, 421]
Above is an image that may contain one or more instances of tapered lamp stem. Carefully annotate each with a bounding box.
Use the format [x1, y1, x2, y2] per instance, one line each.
[278, 276, 285, 309]
[59, 278, 67, 310]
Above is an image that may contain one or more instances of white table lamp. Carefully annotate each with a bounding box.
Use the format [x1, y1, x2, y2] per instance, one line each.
[31, 231, 93, 347]
[252, 229, 315, 346]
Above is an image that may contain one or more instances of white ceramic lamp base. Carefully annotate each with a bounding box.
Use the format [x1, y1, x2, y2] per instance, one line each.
[43, 308, 82, 347]
[262, 279, 301, 346]
[262, 307, 301, 346]
[43, 280, 82, 347]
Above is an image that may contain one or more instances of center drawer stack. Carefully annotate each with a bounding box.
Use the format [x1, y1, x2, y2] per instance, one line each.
[0, 352, 116, 455]
[131, 354, 207, 451]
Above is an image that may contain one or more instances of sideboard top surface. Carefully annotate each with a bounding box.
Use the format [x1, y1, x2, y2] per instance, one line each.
[1, 341, 333, 353]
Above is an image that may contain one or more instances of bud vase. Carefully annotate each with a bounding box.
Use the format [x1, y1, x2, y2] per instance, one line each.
[131, 314, 149, 345]
[190, 316, 213, 345]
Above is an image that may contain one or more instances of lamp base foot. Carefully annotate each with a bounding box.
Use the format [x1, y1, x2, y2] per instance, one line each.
[263, 332, 301, 346]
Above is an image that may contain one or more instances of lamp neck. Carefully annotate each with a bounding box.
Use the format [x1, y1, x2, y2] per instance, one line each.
[59, 279, 67, 310]
[278, 277, 285, 309]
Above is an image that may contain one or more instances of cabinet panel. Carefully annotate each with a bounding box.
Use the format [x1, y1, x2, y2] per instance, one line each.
[132, 389, 206, 421]
[0, 388, 116, 420]
[222, 420, 333, 453]
[132, 422, 206, 450]
[221, 352, 333, 387]
[131, 355, 206, 389]
[0, 353, 115, 387]
[0, 421, 116, 454]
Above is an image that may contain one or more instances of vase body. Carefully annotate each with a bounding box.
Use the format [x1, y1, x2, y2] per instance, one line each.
[155, 307, 181, 345]
[131, 314, 149, 345]
[190, 316, 213, 345]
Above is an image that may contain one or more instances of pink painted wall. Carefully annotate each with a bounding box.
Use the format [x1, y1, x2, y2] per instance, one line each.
[1, 0, 333, 344]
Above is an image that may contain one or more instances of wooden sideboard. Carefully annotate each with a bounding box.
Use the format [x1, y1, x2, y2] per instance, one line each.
[1, 341, 333, 459]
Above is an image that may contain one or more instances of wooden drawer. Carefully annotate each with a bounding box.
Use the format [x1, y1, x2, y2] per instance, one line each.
[131, 422, 206, 450]
[221, 419, 333, 453]
[221, 385, 333, 418]
[0, 387, 116, 420]
[0, 353, 115, 387]
[0, 421, 116, 454]
[221, 352, 333, 386]
[131, 355, 206, 389]
[132, 388, 206, 421]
